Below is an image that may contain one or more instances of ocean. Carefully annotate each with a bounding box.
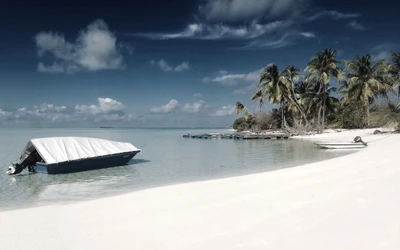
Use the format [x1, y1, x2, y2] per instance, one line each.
[0, 128, 351, 210]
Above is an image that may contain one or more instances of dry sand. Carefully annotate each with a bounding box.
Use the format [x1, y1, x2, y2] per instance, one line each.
[1, 129, 399, 250]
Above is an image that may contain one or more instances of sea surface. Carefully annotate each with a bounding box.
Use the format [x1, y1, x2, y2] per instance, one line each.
[0, 128, 352, 210]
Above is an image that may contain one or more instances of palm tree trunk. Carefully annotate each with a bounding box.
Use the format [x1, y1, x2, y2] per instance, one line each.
[281, 102, 284, 129]
[289, 96, 309, 125]
[289, 82, 309, 125]
[322, 89, 326, 131]
[366, 102, 370, 127]
[317, 105, 322, 132]
[316, 81, 324, 131]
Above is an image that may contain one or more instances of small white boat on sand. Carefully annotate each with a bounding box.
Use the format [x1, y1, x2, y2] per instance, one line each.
[315, 136, 368, 149]
[315, 143, 366, 149]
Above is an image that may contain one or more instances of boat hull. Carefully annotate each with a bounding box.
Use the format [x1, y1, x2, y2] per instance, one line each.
[316, 143, 366, 149]
[34, 151, 140, 174]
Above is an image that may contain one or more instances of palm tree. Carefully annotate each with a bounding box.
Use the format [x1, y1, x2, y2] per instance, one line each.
[259, 64, 289, 129]
[235, 102, 247, 118]
[342, 54, 393, 125]
[281, 65, 309, 124]
[251, 90, 264, 112]
[305, 49, 341, 130]
[302, 85, 339, 126]
[389, 53, 400, 95]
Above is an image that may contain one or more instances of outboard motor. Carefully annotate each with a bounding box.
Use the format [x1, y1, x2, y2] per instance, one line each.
[354, 136, 368, 146]
[6, 163, 25, 175]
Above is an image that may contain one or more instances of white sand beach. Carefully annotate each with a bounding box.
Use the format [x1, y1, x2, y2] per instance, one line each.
[1, 129, 399, 250]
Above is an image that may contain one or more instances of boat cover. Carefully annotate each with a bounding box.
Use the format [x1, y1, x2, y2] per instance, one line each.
[19, 137, 140, 164]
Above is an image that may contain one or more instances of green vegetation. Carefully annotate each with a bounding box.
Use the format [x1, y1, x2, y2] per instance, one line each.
[234, 49, 400, 132]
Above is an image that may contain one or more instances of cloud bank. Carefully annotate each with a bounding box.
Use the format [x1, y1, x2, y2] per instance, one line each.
[130, 0, 360, 49]
[0, 97, 133, 125]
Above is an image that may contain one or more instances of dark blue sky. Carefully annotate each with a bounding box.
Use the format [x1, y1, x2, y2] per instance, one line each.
[0, 0, 399, 127]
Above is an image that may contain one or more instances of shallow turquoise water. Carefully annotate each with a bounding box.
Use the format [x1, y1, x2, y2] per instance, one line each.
[0, 128, 351, 210]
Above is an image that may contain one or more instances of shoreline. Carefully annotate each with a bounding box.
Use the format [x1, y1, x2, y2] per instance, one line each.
[1, 129, 399, 249]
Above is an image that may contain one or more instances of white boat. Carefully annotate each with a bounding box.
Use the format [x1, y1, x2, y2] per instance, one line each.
[315, 142, 366, 149]
[6, 137, 141, 175]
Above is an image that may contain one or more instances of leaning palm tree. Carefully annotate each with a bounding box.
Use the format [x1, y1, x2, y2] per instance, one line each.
[235, 101, 248, 118]
[251, 90, 264, 112]
[342, 54, 393, 125]
[305, 49, 341, 130]
[259, 64, 289, 128]
[281, 65, 309, 124]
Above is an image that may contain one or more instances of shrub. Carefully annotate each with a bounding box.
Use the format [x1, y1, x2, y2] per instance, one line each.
[255, 111, 278, 130]
[232, 111, 280, 132]
[232, 117, 245, 130]
[369, 101, 400, 128]
[337, 101, 367, 129]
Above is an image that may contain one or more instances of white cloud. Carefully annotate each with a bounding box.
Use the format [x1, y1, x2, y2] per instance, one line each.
[134, 21, 284, 40]
[212, 105, 236, 116]
[371, 43, 397, 61]
[75, 97, 125, 115]
[300, 32, 316, 38]
[181, 100, 210, 113]
[202, 77, 211, 83]
[348, 20, 366, 30]
[307, 10, 361, 21]
[98, 97, 125, 113]
[232, 89, 248, 95]
[243, 31, 316, 49]
[38, 103, 68, 113]
[249, 34, 292, 48]
[198, 0, 309, 22]
[227, 67, 273, 94]
[175, 62, 191, 72]
[203, 67, 264, 95]
[118, 42, 134, 55]
[193, 93, 203, 99]
[205, 68, 262, 86]
[233, 82, 260, 95]
[157, 59, 173, 72]
[150, 99, 180, 113]
[151, 59, 191, 72]
[35, 19, 124, 74]
[212, 74, 247, 85]
[0, 109, 13, 119]
[150, 99, 210, 114]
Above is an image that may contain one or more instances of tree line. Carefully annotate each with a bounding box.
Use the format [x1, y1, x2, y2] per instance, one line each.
[234, 49, 400, 132]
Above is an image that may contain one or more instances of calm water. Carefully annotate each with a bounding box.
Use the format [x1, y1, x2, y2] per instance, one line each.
[0, 128, 352, 210]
